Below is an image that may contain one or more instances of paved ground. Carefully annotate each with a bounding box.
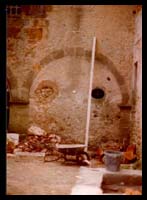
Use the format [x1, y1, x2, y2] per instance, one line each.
[71, 167, 142, 195]
[7, 155, 142, 195]
[7, 158, 80, 195]
[71, 167, 104, 195]
[7, 155, 103, 195]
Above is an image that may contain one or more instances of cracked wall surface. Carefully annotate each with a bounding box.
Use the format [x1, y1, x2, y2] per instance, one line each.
[7, 5, 142, 151]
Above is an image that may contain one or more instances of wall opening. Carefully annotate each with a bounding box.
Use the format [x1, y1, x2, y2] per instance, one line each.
[6, 5, 22, 17]
[107, 77, 111, 81]
[91, 88, 105, 99]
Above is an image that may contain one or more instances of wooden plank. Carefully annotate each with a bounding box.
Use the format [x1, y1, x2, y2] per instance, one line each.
[57, 144, 86, 149]
[84, 37, 96, 151]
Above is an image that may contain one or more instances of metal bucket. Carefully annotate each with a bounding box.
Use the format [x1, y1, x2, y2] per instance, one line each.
[104, 150, 122, 172]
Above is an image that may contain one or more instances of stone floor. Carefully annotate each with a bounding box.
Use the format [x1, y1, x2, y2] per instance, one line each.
[7, 154, 79, 195]
[7, 153, 142, 195]
[71, 167, 142, 195]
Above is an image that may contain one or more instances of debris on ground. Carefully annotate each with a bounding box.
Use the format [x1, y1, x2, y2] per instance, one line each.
[28, 125, 47, 136]
[7, 133, 19, 153]
[7, 133, 19, 145]
[95, 142, 137, 165]
[103, 141, 121, 151]
[7, 139, 16, 153]
[122, 144, 137, 164]
[123, 188, 142, 195]
[96, 146, 104, 162]
[7, 131, 61, 154]
[81, 159, 91, 166]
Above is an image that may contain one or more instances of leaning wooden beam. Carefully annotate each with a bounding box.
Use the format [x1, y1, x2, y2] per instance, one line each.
[85, 37, 96, 151]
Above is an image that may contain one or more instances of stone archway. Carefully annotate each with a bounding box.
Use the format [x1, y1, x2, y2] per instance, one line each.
[38, 47, 129, 105]
[29, 50, 128, 146]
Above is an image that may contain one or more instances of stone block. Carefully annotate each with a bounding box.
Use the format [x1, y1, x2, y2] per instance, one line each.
[40, 55, 53, 65]
[51, 50, 64, 60]
[24, 28, 42, 41]
[32, 64, 42, 72]
[22, 71, 34, 89]
[71, 185, 102, 195]
[84, 50, 91, 57]
[46, 5, 53, 12]
[8, 27, 21, 38]
[28, 125, 47, 136]
[10, 87, 29, 103]
[7, 153, 16, 159]
[14, 152, 45, 162]
[7, 133, 19, 146]
[76, 47, 84, 56]
[64, 47, 75, 56]
[22, 5, 46, 17]
[71, 167, 142, 195]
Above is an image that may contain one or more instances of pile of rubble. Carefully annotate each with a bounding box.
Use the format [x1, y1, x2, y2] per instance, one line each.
[7, 125, 61, 154]
[15, 134, 61, 153]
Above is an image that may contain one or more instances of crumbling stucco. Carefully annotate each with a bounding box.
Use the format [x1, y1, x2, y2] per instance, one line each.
[7, 5, 142, 152]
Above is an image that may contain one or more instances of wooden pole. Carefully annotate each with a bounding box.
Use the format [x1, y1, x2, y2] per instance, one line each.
[84, 37, 96, 151]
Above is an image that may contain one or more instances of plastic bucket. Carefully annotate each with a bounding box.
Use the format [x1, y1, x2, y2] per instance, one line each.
[104, 150, 122, 172]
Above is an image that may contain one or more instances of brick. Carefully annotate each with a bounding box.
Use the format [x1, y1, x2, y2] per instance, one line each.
[22, 6, 30, 15]
[33, 64, 42, 72]
[46, 5, 53, 12]
[75, 47, 84, 56]
[84, 50, 91, 57]
[40, 55, 53, 65]
[51, 50, 64, 60]
[64, 47, 74, 56]
[24, 28, 42, 41]
[22, 5, 46, 17]
[8, 27, 21, 38]
[33, 19, 39, 26]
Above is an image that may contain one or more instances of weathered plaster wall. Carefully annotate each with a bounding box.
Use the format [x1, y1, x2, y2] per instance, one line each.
[29, 56, 122, 146]
[7, 5, 139, 148]
[131, 8, 142, 158]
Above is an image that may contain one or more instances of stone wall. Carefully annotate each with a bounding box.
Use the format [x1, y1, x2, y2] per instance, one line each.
[131, 8, 142, 158]
[7, 5, 140, 149]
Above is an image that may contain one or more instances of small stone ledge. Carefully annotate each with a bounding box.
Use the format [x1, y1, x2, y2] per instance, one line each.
[7, 152, 45, 162]
[71, 167, 104, 195]
[71, 167, 142, 195]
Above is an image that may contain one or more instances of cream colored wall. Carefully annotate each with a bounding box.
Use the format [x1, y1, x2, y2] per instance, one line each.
[7, 5, 140, 149]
